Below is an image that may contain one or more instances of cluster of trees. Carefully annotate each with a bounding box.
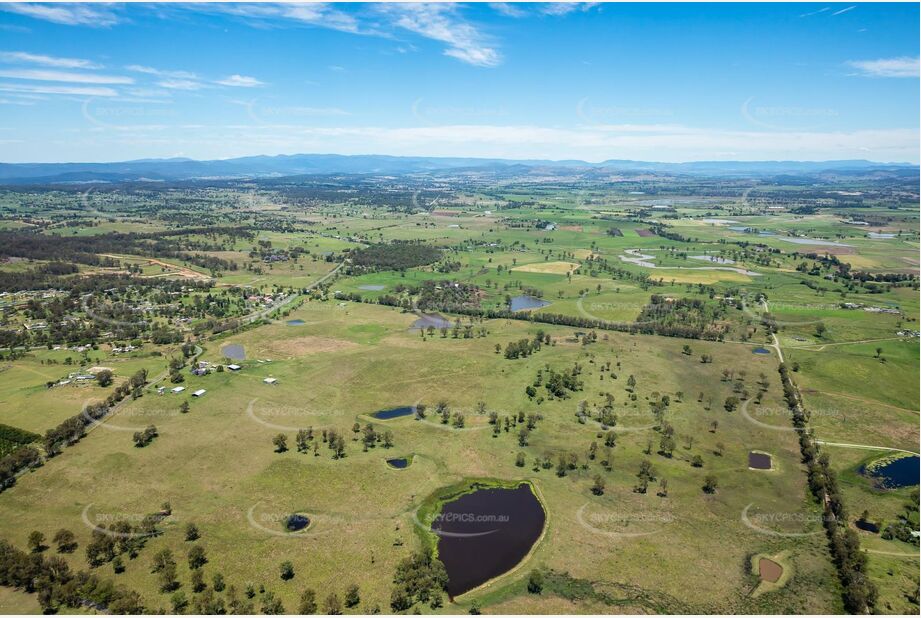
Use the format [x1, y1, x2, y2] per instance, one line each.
[778, 362, 877, 613]
[0, 423, 40, 458]
[352, 423, 394, 450]
[275, 428, 348, 459]
[132, 425, 158, 448]
[389, 552, 448, 611]
[503, 330, 550, 359]
[348, 242, 442, 272]
[41, 400, 109, 460]
[0, 445, 41, 492]
[634, 295, 728, 341]
[0, 538, 145, 614]
[532, 366, 583, 400]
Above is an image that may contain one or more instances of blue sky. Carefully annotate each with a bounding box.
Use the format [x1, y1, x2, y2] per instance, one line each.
[0, 2, 918, 163]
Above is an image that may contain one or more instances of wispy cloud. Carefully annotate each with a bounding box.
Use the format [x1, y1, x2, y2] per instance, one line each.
[0, 51, 101, 69]
[539, 3, 600, 16]
[125, 65, 198, 80]
[847, 57, 919, 78]
[380, 4, 500, 68]
[216, 74, 264, 88]
[0, 3, 121, 27]
[200, 3, 361, 34]
[799, 6, 830, 18]
[831, 5, 856, 16]
[156, 79, 204, 91]
[0, 69, 132, 84]
[489, 3, 528, 18]
[0, 82, 118, 97]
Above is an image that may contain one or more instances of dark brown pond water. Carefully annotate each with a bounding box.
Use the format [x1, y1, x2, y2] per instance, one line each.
[749, 452, 772, 469]
[433, 483, 545, 598]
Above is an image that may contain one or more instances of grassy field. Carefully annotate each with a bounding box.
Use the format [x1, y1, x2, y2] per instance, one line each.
[0, 301, 843, 613]
[0, 190, 916, 614]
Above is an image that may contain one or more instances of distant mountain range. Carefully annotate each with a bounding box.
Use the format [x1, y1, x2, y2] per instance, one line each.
[0, 153, 916, 184]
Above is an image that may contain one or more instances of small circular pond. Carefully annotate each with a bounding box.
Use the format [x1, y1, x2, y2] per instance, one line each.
[387, 456, 411, 469]
[284, 513, 310, 532]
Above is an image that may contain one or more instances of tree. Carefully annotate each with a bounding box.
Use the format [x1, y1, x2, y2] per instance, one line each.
[724, 396, 740, 412]
[527, 570, 544, 594]
[299, 589, 318, 614]
[53, 528, 76, 553]
[682, 344, 692, 355]
[171, 591, 189, 613]
[815, 322, 826, 337]
[179, 401, 190, 414]
[703, 474, 718, 494]
[591, 475, 605, 496]
[184, 523, 200, 541]
[213, 572, 225, 592]
[709, 420, 718, 433]
[658, 435, 675, 458]
[280, 560, 295, 580]
[188, 545, 207, 569]
[190, 569, 206, 593]
[273, 433, 288, 453]
[344, 584, 360, 608]
[96, 369, 114, 387]
[261, 592, 284, 614]
[691, 454, 704, 468]
[27, 530, 46, 553]
[159, 561, 179, 593]
[714, 442, 725, 456]
[515, 452, 526, 467]
[324, 593, 342, 615]
[657, 478, 669, 497]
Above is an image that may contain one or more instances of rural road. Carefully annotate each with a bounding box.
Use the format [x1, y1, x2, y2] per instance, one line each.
[814, 440, 920, 457]
[761, 299, 785, 364]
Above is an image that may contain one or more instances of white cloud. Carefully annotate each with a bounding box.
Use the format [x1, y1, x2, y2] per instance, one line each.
[539, 3, 600, 16]
[847, 57, 919, 78]
[216, 74, 264, 88]
[489, 3, 527, 18]
[0, 82, 118, 97]
[157, 79, 205, 91]
[0, 69, 133, 84]
[0, 51, 101, 69]
[831, 5, 856, 16]
[125, 65, 198, 80]
[202, 3, 360, 34]
[0, 3, 120, 27]
[380, 4, 500, 68]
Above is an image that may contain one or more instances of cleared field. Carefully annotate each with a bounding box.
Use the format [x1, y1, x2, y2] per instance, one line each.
[0, 301, 841, 613]
[512, 261, 580, 275]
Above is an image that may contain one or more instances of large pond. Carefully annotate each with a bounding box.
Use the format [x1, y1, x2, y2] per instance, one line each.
[432, 483, 545, 597]
[509, 295, 550, 312]
[221, 343, 245, 360]
[411, 312, 453, 330]
[776, 236, 852, 247]
[862, 455, 919, 489]
[286, 319, 305, 326]
[358, 284, 386, 291]
[372, 406, 415, 420]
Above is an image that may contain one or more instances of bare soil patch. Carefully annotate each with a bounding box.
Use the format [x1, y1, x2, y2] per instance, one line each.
[759, 558, 783, 583]
[264, 336, 358, 358]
